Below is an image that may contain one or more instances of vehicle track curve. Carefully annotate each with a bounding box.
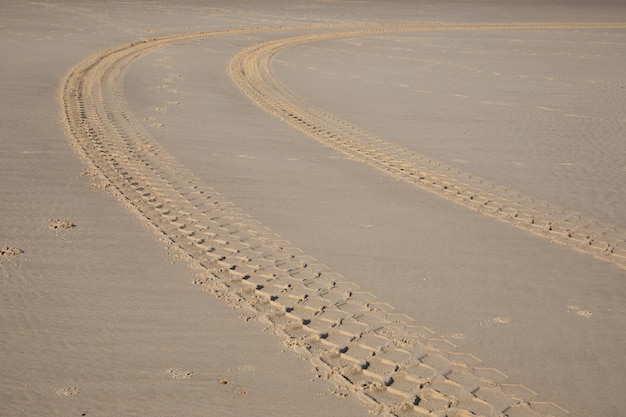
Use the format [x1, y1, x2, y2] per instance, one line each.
[60, 22, 625, 416]
[229, 21, 626, 273]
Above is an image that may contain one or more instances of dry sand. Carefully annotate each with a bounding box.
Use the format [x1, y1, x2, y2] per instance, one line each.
[2, 1, 626, 417]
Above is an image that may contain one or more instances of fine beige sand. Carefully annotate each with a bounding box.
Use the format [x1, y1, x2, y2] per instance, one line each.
[2, 1, 626, 417]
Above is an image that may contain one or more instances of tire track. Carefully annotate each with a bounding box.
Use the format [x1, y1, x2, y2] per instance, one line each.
[58, 23, 625, 417]
[229, 21, 626, 272]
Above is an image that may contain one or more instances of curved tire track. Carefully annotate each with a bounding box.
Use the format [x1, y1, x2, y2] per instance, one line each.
[229, 21, 626, 272]
[60, 22, 623, 416]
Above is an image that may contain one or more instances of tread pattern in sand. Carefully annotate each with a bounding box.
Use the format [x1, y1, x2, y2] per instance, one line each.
[60, 22, 624, 416]
[228, 21, 626, 272]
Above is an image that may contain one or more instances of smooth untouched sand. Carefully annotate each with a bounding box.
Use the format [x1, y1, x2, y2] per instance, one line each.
[2, 1, 626, 417]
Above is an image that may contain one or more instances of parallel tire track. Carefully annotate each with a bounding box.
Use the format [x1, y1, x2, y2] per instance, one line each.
[229, 21, 626, 273]
[60, 23, 622, 417]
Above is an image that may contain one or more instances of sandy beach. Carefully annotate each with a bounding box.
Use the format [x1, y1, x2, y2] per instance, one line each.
[2, 1, 626, 416]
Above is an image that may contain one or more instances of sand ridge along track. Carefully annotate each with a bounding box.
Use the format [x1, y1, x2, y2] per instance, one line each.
[60, 22, 623, 417]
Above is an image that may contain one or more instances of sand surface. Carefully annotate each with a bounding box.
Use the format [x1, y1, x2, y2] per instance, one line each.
[2, 1, 626, 417]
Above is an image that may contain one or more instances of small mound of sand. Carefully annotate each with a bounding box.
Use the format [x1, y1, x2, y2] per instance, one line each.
[1, 246, 23, 256]
[48, 218, 75, 231]
[56, 387, 80, 397]
[167, 368, 193, 379]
